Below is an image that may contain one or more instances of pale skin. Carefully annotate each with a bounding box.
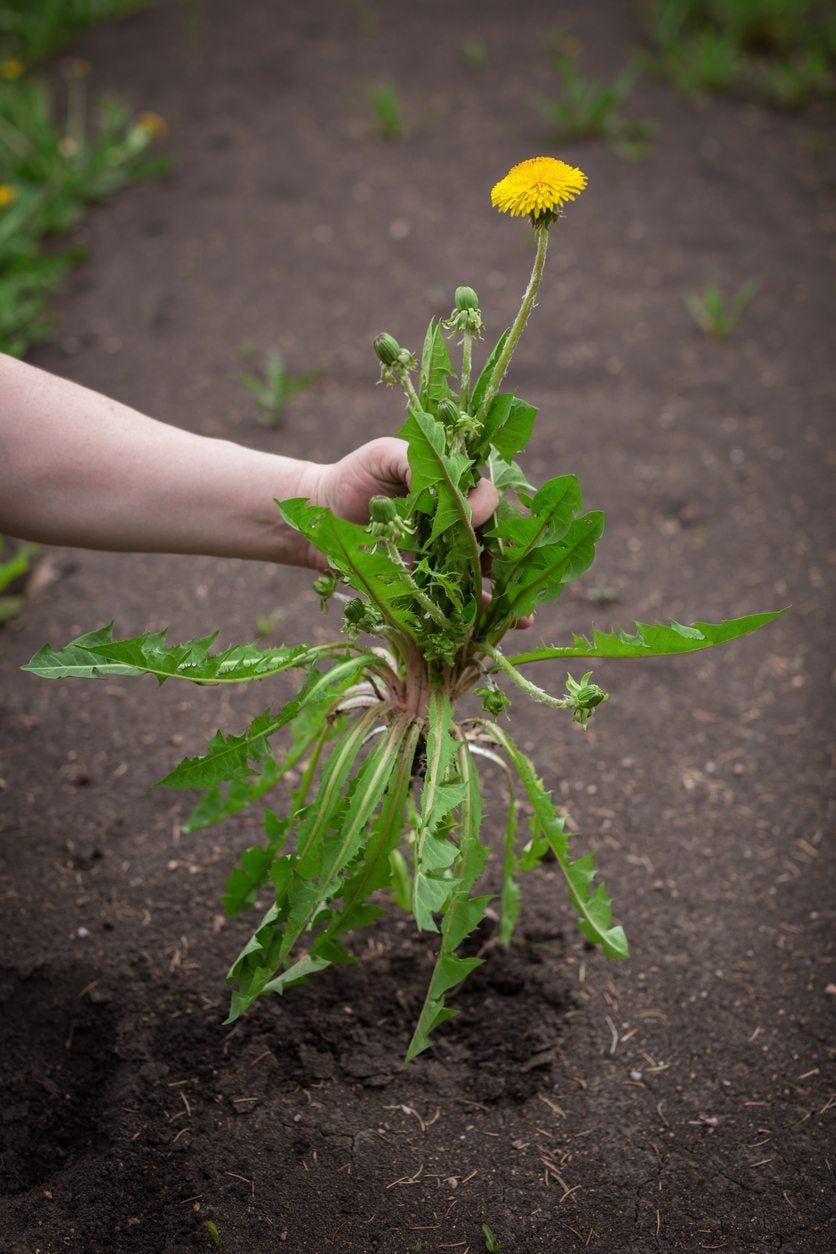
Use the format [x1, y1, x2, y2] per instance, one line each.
[0, 354, 504, 577]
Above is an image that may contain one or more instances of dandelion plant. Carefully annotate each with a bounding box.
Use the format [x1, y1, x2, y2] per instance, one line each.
[24, 156, 783, 1060]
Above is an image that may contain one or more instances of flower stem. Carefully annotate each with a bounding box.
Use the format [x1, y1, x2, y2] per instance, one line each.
[385, 542, 449, 630]
[460, 333, 473, 412]
[475, 221, 550, 423]
[400, 370, 421, 412]
[480, 642, 570, 711]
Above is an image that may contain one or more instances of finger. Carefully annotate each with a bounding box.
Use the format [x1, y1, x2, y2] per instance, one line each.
[362, 436, 411, 495]
[468, 477, 500, 529]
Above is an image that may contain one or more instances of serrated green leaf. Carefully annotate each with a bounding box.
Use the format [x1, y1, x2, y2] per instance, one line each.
[279, 499, 419, 636]
[412, 692, 464, 931]
[480, 393, 538, 460]
[418, 318, 454, 409]
[485, 724, 628, 960]
[23, 623, 344, 685]
[406, 743, 490, 1062]
[157, 657, 367, 790]
[507, 610, 787, 666]
[470, 329, 509, 414]
[487, 450, 535, 495]
[499, 770, 520, 946]
[490, 510, 605, 627]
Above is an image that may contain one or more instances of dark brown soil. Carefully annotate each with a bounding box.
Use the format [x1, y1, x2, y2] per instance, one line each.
[1, 2, 834, 1251]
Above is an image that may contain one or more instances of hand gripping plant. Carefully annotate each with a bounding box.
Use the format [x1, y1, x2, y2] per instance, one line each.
[24, 158, 782, 1061]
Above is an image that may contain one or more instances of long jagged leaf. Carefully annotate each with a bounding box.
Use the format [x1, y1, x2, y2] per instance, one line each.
[398, 409, 483, 600]
[507, 611, 787, 666]
[412, 691, 465, 932]
[484, 723, 628, 960]
[182, 673, 352, 831]
[470, 329, 509, 414]
[225, 713, 409, 1019]
[406, 741, 491, 1062]
[418, 318, 454, 409]
[23, 623, 348, 685]
[490, 510, 605, 627]
[279, 499, 419, 637]
[477, 392, 537, 460]
[264, 719, 421, 993]
[157, 657, 368, 789]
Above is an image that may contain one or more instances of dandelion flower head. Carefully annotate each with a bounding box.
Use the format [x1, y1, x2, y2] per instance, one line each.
[491, 156, 587, 220]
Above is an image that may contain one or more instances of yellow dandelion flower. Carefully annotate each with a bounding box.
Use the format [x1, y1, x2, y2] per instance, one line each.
[0, 184, 17, 208]
[1, 58, 24, 80]
[491, 156, 587, 220]
[136, 111, 167, 139]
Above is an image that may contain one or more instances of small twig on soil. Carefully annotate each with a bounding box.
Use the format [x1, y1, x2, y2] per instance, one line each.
[224, 1171, 255, 1195]
[604, 1014, 619, 1055]
[537, 1093, 567, 1119]
[387, 1163, 424, 1188]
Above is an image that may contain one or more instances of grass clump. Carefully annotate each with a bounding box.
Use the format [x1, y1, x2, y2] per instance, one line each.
[685, 280, 759, 337]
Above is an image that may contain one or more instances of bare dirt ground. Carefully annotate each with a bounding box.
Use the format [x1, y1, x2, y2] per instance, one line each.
[0, 1, 834, 1251]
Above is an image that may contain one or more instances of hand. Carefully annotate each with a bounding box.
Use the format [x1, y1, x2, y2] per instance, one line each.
[310, 436, 499, 528]
[303, 438, 532, 628]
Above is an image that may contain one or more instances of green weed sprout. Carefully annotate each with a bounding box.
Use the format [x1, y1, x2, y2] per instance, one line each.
[24, 157, 784, 1061]
[685, 280, 759, 337]
[463, 38, 487, 70]
[239, 349, 320, 426]
[646, 0, 835, 103]
[482, 1222, 504, 1252]
[537, 53, 655, 160]
[369, 80, 404, 140]
[0, 536, 38, 623]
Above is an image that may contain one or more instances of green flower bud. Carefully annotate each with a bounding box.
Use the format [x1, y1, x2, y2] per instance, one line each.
[455, 286, 479, 312]
[312, 571, 336, 597]
[476, 685, 510, 717]
[436, 398, 460, 426]
[373, 333, 402, 367]
[368, 495, 397, 524]
[312, 569, 338, 612]
[565, 671, 609, 728]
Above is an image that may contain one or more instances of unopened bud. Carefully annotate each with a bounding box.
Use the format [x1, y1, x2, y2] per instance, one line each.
[436, 399, 460, 426]
[565, 671, 608, 728]
[373, 333, 401, 367]
[369, 495, 397, 524]
[455, 286, 479, 312]
[476, 685, 510, 718]
[312, 570, 338, 611]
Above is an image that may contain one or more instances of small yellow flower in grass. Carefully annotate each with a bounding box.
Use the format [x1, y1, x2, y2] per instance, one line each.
[491, 155, 587, 222]
[1, 58, 24, 80]
[0, 184, 17, 208]
[136, 111, 168, 139]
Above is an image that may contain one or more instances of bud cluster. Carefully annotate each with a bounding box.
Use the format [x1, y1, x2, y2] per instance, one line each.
[564, 671, 608, 728]
[444, 286, 484, 338]
[343, 596, 384, 638]
[436, 398, 483, 447]
[367, 495, 414, 546]
[476, 684, 511, 718]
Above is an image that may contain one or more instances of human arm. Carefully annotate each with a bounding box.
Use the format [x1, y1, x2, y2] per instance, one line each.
[0, 355, 500, 570]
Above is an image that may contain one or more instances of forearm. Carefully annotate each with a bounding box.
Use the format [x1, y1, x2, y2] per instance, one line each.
[0, 355, 322, 564]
